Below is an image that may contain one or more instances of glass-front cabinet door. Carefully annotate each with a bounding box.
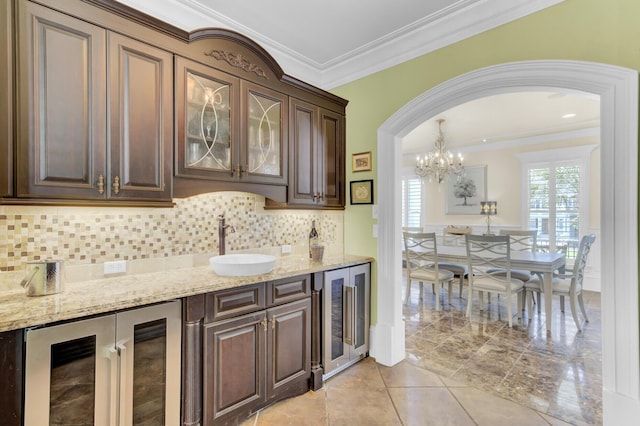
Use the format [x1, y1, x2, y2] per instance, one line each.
[176, 56, 239, 180]
[241, 81, 287, 185]
[176, 57, 288, 185]
[323, 264, 370, 378]
[23, 302, 181, 426]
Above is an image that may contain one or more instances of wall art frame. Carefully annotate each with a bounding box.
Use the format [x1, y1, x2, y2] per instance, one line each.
[445, 165, 487, 215]
[350, 179, 374, 205]
[352, 151, 372, 172]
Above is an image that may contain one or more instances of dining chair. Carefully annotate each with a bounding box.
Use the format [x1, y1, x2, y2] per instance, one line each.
[523, 234, 596, 331]
[465, 234, 524, 327]
[488, 229, 538, 282]
[403, 232, 455, 310]
[440, 226, 471, 297]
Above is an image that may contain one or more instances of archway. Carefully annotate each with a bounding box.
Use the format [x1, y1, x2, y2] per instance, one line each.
[374, 60, 638, 424]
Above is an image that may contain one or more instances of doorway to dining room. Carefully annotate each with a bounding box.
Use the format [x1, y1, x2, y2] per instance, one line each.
[373, 60, 639, 424]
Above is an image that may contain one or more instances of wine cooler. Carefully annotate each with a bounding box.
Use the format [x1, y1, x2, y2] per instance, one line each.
[23, 301, 181, 425]
[322, 263, 370, 379]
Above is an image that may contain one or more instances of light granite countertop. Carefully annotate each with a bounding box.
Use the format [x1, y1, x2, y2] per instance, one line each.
[0, 254, 372, 332]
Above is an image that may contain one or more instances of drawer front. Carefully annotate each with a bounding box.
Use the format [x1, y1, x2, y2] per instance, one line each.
[205, 283, 265, 323]
[267, 274, 311, 307]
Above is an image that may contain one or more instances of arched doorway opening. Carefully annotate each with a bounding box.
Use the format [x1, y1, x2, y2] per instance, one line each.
[374, 60, 638, 424]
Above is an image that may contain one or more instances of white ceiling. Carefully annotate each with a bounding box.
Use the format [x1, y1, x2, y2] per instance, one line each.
[117, 0, 564, 89]
[117, 0, 595, 151]
[404, 91, 600, 158]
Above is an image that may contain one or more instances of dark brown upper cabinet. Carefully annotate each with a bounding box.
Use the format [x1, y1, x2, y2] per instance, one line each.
[107, 32, 173, 201]
[175, 56, 287, 186]
[14, 1, 172, 204]
[175, 56, 240, 182]
[0, 0, 13, 198]
[240, 81, 288, 185]
[285, 98, 345, 209]
[6, 0, 347, 207]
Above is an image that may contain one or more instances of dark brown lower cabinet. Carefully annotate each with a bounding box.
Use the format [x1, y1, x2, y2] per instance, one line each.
[203, 297, 311, 425]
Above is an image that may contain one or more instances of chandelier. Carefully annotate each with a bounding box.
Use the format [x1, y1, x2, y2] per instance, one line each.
[415, 119, 464, 183]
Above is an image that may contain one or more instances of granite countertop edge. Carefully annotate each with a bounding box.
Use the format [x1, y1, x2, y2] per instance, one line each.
[0, 254, 373, 333]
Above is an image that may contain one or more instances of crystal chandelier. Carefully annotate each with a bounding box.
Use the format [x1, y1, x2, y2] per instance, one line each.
[415, 119, 464, 183]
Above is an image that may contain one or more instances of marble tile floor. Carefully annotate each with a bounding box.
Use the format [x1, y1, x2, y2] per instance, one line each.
[242, 281, 602, 426]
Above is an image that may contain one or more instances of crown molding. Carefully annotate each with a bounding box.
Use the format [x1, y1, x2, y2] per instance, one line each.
[117, 0, 565, 89]
[321, 0, 566, 89]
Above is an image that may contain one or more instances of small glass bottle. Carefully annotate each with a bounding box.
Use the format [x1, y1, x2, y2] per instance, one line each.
[309, 220, 319, 258]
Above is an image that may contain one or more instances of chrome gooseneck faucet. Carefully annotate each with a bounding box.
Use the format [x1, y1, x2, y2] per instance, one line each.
[217, 213, 235, 255]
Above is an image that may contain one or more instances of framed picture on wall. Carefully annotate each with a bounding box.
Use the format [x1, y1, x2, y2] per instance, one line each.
[352, 151, 372, 172]
[445, 165, 487, 214]
[350, 179, 374, 204]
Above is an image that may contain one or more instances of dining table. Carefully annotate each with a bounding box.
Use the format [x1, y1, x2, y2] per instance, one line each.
[436, 242, 566, 333]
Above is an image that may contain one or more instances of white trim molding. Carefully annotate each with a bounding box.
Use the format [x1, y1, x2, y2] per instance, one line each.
[116, 0, 565, 89]
[376, 60, 638, 425]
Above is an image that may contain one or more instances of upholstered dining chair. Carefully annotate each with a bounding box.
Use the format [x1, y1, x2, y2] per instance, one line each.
[465, 234, 524, 327]
[488, 229, 538, 282]
[403, 232, 455, 311]
[523, 234, 596, 331]
[440, 226, 471, 297]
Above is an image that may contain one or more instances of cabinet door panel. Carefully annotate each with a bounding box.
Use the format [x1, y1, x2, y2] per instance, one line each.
[288, 98, 317, 205]
[323, 268, 350, 373]
[241, 81, 287, 184]
[175, 56, 239, 181]
[350, 263, 370, 356]
[116, 301, 182, 425]
[108, 32, 173, 200]
[203, 311, 266, 424]
[0, 0, 13, 197]
[17, 2, 106, 199]
[319, 109, 344, 207]
[23, 315, 115, 426]
[267, 298, 311, 399]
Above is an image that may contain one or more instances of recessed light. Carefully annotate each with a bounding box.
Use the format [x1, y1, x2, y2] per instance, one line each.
[482, 138, 488, 143]
[562, 113, 577, 119]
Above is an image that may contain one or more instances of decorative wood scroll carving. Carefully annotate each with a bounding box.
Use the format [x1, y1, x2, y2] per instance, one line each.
[204, 50, 268, 79]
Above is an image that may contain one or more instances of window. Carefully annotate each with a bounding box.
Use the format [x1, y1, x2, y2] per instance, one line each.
[401, 175, 423, 228]
[528, 163, 581, 259]
[518, 146, 594, 262]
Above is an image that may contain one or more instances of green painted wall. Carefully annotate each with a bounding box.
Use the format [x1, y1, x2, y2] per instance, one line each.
[332, 0, 640, 324]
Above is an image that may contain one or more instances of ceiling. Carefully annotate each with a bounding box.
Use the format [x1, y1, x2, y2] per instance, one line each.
[117, 0, 596, 152]
[403, 91, 600, 158]
[117, 0, 564, 89]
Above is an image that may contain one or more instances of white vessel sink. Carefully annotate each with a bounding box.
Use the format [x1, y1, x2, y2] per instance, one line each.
[209, 254, 277, 276]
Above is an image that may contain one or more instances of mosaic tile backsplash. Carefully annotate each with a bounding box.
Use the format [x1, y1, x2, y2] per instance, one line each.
[0, 192, 343, 272]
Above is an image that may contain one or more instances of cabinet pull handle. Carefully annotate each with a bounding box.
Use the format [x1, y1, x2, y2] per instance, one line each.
[113, 176, 120, 195]
[109, 348, 119, 426]
[271, 316, 276, 329]
[231, 165, 237, 177]
[344, 286, 353, 345]
[319, 192, 324, 201]
[261, 317, 267, 331]
[117, 343, 127, 426]
[352, 286, 358, 348]
[312, 193, 317, 201]
[97, 174, 105, 195]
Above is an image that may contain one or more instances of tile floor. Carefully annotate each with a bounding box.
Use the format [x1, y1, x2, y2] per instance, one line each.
[242, 279, 602, 426]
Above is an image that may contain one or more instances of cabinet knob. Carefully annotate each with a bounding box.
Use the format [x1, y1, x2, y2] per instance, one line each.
[113, 176, 120, 195]
[97, 174, 105, 195]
